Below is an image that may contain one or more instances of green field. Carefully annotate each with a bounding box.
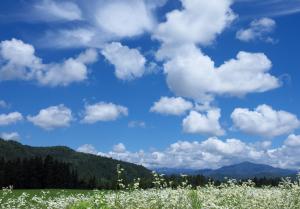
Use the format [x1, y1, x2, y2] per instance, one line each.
[2, 178, 300, 209]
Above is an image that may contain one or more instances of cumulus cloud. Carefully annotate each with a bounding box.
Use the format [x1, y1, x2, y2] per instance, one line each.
[95, 1, 154, 37]
[182, 109, 225, 136]
[0, 112, 23, 126]
[88, 134, 300, 170]
[150, 97, 193, 116]
[267, 134, 300, 169]
[236, 18, 276, 43]
[159, 44, 280, 103]
[75, 48, 98, 64]
[0, 39, 98, 86]
[231, 104, 300, 138]
[77, 144, 98, 155]
[33, 0, 83, 22]
[0, 132, 20, 141]
[91, 138, 263, 169]
[27, 105, 73, 130]
[284, 134, 300, 147]
[0, 38, 43, 81]
[154, 0, 236, 45]
[38, 48, 98, 86]
[36, 0, 163, 48]
[81, 102, 128, 124]
[35, 0, 237, 49]
[113, 143, 127, 153]
[101, 42, 146, 80]
[153, 1, 279, 104]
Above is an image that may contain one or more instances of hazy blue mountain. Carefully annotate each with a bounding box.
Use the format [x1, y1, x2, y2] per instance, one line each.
[156, 162, 297, 180]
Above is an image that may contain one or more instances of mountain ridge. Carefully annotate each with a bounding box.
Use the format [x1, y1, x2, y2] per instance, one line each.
[155, 161, 298, 180]
[0, 138, 152, 183]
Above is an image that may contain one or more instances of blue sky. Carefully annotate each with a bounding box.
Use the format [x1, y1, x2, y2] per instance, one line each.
[1, 0, 300, 169]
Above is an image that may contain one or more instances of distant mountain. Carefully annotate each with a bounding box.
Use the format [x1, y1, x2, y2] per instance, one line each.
[156, 162, 298, 180]
[0, 139, 151, 182]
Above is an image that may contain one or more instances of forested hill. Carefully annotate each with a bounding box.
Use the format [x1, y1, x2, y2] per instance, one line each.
[0, 139, 151, 183]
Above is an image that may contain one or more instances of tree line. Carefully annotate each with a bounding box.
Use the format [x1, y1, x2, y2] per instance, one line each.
[0, 156, 283, 189]
[162, 175, 282, 188]
[0, 156, 96, 189]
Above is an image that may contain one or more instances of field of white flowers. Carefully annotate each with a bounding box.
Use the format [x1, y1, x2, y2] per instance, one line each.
[1, 168, 300, 209]
[1, 177, 300, 209]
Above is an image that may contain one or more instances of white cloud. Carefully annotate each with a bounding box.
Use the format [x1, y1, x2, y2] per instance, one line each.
[27, 105, 73, 130]
[182, 109, 225, 136]
[154, 0, 236, 45]
[96, 143, 146, 164]
[94, 135, 300, 170]
[38, 49, 98, 86]
[0, 100, 8, 108]
[81, 102, 128, 124]
[113, 143, 127, 153]
[76, 48, 98, 64]
[153, 1, 279, 105]
[38, 59, 87, 86]
[77, 144, 98, 155]
[34, 0, 83, 22]
[150, 97, 193, 116]
[0, 112, 23, 126]
[128, 121, 146, 128]
[41, 28, 98, 49]
[94, 138, 263, 169]
[37, 0, 163, 48]
[231, 104, 300, 137]
[0, 38, 43, 81]
[236, 18, 276, 43]
[200, 137, 254, 157]
[0, 132, 20, 141]
[159, 44, 280, 103]
[267, 134, 300, 169]
[95, 1, 154, 37]
[284, 134, 300, 147]
[0, 39, 98, 86]
[102, 42, 146, 80]
[35, 0, 239, 50]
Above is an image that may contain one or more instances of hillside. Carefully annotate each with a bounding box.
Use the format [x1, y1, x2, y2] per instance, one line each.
[0, 139, 151, 183]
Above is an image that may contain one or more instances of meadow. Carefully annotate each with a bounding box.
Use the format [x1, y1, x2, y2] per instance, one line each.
[1, 174, 300, 209]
